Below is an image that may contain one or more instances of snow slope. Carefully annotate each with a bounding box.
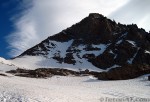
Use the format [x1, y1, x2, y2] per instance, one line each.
[10, 56, 104, 72]
[0, 57, 17, 72]
[0, 57, 13, 66]
[0, 74, 149, 102]
[12, 39, 110, 72]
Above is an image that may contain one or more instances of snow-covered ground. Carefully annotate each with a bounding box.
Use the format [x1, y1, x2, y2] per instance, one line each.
[0, 57, 150, 102]
[0, 74, 149, 102]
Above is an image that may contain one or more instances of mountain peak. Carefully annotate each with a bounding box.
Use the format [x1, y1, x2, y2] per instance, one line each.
[61, 13, 117, 43]
[18, 13, 150, 72]
[88, 13, 104, 19]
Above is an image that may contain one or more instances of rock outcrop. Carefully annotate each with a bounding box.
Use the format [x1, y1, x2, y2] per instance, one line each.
[95, 64, 150, 80]
[6, 68, 96, 78]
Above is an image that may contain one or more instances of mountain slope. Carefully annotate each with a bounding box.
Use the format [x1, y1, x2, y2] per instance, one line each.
[0, 57, 17, 72]
[15, 13, 150, 71]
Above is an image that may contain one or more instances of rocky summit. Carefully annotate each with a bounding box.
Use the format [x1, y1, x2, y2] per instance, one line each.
[18, 13, 150, 80]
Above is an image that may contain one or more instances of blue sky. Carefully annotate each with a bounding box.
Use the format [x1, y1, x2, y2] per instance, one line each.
[0, 0, 21, 59]
[0, 0, 31, 59]
[0, 0, 150, 59]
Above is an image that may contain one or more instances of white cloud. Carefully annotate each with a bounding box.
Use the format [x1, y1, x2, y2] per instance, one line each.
[109, 0, 150, 32]
[7, 0, 131, 57]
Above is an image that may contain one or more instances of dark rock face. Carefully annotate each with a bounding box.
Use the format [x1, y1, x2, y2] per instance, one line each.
[148, 76, 150, 81]
[64, 53, 76, 65]
[91, 52, 115, 69]
[17, 13, 150, 80]
[0, 73, 7, 76]
[95, 64, 150, 80]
